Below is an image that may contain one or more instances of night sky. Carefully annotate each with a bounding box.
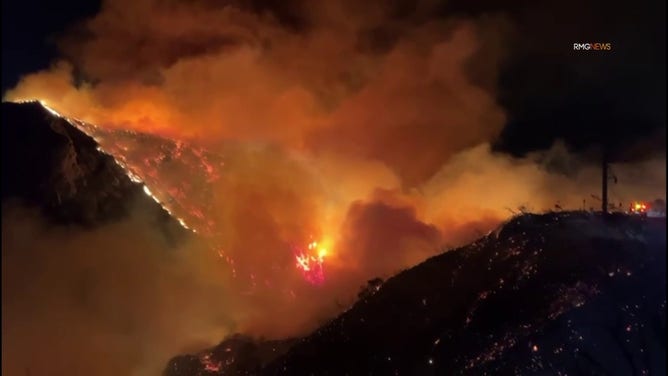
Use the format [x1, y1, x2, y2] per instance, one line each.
[2, 0, 665, 161]
[1, 0, 98, 90]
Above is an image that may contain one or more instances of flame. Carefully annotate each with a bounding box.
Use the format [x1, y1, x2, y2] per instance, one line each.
[295, 239, 331, 285]
[631, 201, 648, 212]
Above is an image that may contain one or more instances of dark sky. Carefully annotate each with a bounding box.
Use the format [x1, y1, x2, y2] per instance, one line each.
[2, 0, 665, 161]
[1, 0, 98, 91]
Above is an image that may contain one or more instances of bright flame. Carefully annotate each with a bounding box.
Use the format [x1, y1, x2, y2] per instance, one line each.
[40, 101, 62, 118]
[295, 239, 331, 285]
[631, 201, 648, 213]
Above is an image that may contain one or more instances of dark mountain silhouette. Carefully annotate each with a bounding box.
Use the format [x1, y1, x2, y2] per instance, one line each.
[167, 212, 665, 375]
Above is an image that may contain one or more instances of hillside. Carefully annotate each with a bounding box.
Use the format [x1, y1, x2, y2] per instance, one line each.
[1, 101, 189, 240]
[167, 212, 666, 375]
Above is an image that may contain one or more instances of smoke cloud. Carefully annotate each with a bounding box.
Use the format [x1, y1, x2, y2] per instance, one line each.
[5, 0, 508, 185]
[1, 203, 238, 375]
[2, 0, 665, 374]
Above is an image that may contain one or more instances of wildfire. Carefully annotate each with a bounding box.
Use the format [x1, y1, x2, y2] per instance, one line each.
[20, 99, 350, 289]
[295, 239, 330, 285]
[22, 100, 206, 234]
[629, 201, 648, 215]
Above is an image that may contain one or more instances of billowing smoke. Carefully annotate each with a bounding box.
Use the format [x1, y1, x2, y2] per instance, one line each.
[1, 203, 239, 376]
[5, 0, 507, 183]
[2, 0, 665, 374]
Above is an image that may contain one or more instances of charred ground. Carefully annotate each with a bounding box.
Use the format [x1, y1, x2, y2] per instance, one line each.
[167, 212, 665, 375]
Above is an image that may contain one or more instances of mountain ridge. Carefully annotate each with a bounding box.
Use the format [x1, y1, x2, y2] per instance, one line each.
[167, 212, 665, 375]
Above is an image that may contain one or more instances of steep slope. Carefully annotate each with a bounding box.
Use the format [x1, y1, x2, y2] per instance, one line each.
[167, 212, 665, 375]
[1, 101, 188, 240]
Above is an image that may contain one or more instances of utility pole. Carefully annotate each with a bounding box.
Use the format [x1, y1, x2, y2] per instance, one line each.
[602, 147, 609, 214]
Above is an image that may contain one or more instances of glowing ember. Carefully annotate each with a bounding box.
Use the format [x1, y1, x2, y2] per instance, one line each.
[72, 122, 218, 235]
[199, 353, 222, 372]
[295, 240, 329, 285]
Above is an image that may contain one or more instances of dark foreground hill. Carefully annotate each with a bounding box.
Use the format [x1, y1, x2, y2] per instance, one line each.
[167, 212, 666, 375]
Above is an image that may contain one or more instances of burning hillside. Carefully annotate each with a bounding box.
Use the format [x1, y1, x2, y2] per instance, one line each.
[1, 101, 187, 237]
[166, 212, 666, 375]
[1, 101, 227, 376]
[3, 100, 664, 376]
[4, 0, 666, 309]
[4, 99, 666, 324]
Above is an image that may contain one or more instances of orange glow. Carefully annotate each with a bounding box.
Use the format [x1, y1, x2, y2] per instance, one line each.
[631, 201, 648, 213]
[295, 238, 331, 285]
